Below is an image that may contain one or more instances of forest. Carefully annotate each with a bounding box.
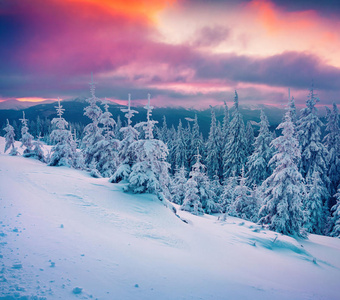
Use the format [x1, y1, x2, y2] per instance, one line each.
[2, 78, 340, 239]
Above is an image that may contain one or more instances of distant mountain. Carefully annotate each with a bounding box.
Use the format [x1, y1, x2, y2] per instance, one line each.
[0, 99, 55, 110]
[0, 98, 286, 137]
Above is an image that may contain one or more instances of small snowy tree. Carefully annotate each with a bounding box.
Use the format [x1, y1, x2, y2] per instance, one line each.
[19, 111, 34, 157]
[304, 171, 326, 234]
[49, 98, 77, 167]
[82, 73, 104, 168]
[330, 189, 340, 238]
[259, 111, 305, 236]
[94, 98, 120, 177]
[31, 134, 46, 162]
[229, 167, 259, 222]
[128, 94, 171, 197]
[288, 89, 297, 125]
[246, 110, 274, 187]
[223, 91, 248, 179]
[184, 148, 219, 214]
[110, 94, 139, 183]
[170, 166, 187, 205]
[181, 177, 204, 216]
[3, 119, 18, 156]
[220, 173, 238, 215]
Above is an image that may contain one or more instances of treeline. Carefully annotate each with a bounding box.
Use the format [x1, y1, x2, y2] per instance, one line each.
[2, 78, 340, 239]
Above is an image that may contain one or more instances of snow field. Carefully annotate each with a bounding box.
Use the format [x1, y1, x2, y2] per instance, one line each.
[1, 137, 340, 299]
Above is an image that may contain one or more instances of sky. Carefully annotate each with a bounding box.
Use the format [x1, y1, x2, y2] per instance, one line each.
[0, 0, 340, 108]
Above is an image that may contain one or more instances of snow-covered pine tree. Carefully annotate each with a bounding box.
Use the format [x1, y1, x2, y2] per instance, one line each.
[70, 128, 85, 169]
[94, 98, 120, 177]
[109, 94, 139, 183]
[189, 115, 204, 169]
[206, 108, 222, 179]
[170, 165, 187, 205]
[49, 98, 77, 167]
[245, 121, 255, 157]
[155, 115, 168, 143]
[222, 101, 230, 148]
[3, 119, 18, 156]
[330, 189, 340, 238]
[220, 172, 238, 214]
[323, 103, 340, 201]
[19, 111, 34, 157]
[31, 134, 46, 162]
[246, 110, 274, 187]
[259, 111, 305, 236]
[211, 171, 223, 201]
[174, 119, 187, 169]
[128, 94, 170, 197]
[82, 73, 104, 169]
[304, 171, 326, 234]
[185, 148, 219, 214]
[297, 86, 330, 206]
[229, 167, 259, 222]
[223, 91, 248, 179]
[181, 176, 204, 216]
[288, 88, 297, 126]
[114, 115, 123, 141]
[167, 125, 177, 172]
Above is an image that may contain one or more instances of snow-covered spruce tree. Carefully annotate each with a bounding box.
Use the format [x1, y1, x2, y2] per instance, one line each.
[246, 110, 274, 187]
[49, 98, 77, 167]
[82, 73, 104, 169]
[114, 115, 123, 141]
[19, 111, 34, 157]
[229, 167, 259, 222]
[330, 189, 340, 238]
[93, 98, 120, 177]
[174, 119, 187, 169]
[223, 91, 248, 179]
[206, 108, 222, 179]
[3, 119, 18, 156]
[109, 94, 139, 183]
[181, 176, 204, 216]
[183, 148, 219, 214]
[296, 86, 330, 205]
[324, 103, 340, 200]
[304, 171, 327, 234]
[166, 125, 177, 172]
[245, 121, 255, 157]
[31, 134, 46, 162]
[188, 115, 204, 169]
[220, 172, 238, 214]
[221, 101, 230, 148]
[155, 115, 168, 143]
[70, 128, 85, 169]
[259, 111, 305, 236]
[127, 94, 170, 197]
[211, 171, 223, 201]
[287, 88, 298, 126]
[170, 165, 187, 205]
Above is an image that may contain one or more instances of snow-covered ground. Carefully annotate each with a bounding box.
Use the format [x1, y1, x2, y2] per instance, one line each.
[1, 137, 340, 300]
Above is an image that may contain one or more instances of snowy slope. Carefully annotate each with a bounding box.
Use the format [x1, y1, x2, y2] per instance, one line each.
[1, 137, 340, 300]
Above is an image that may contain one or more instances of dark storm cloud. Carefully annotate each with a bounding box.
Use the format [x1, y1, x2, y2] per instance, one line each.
[194, 51, 340, 91]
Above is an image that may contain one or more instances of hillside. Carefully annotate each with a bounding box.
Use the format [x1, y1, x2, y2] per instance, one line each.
[0, 137, 340, 299]
[0, 99, 286, 138]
